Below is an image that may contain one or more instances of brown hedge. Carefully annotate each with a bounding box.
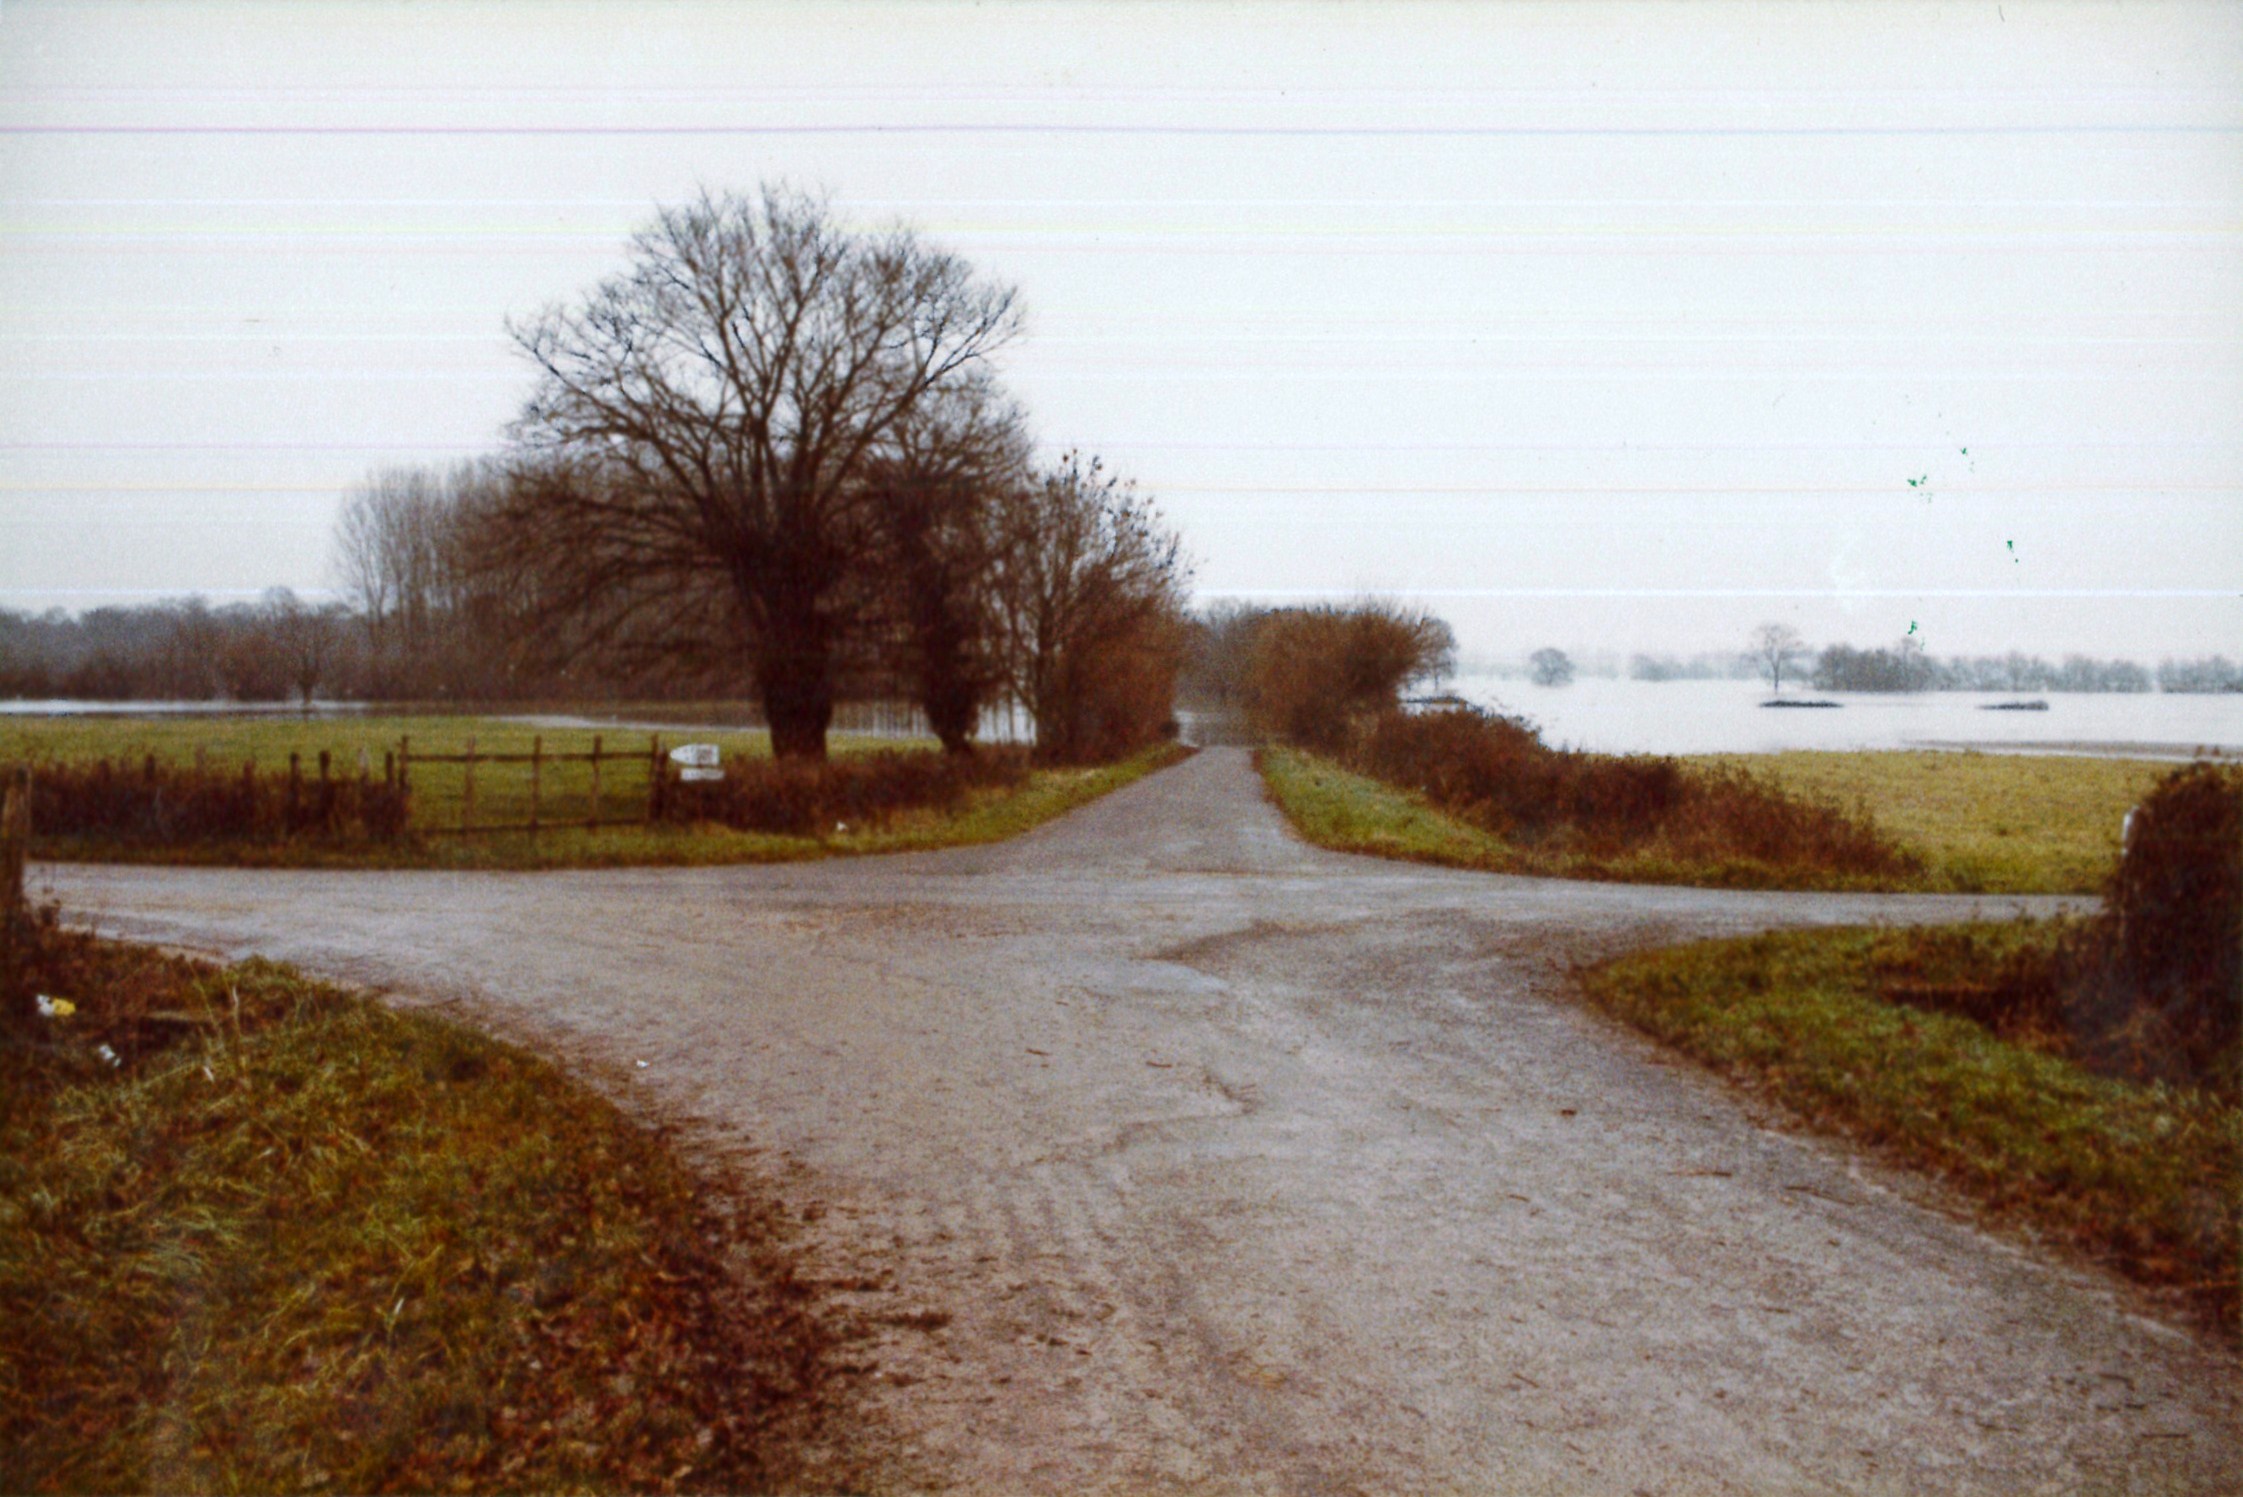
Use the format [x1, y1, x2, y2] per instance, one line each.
[655, 747, 1030, 835]
[23, 757, 410, 847]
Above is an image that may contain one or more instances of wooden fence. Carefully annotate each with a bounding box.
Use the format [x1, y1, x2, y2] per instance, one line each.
[401, 733, 673, 837]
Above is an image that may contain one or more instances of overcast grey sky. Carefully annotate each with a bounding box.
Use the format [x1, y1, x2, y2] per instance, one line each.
[2, 0, 2237, 662]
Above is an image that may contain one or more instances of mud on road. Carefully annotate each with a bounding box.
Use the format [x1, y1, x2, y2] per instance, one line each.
[45, 747, 2243, 1493]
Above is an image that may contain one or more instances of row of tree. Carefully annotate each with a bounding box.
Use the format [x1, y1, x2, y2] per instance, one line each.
[6, 187, 1194, 763]
[1750, 624, 2232, 695]
[429, 185, 1189, 762]
[0, 594, 343, 705]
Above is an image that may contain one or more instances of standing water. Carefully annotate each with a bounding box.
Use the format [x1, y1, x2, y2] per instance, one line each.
[1445, 676, 2243, 759]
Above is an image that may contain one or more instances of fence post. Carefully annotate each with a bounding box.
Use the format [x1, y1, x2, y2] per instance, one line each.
[2, 766, 28, 1011]
[530, 734, 542, 834]
[462, 737, 476, 833]
[2, 766, 28, 916]
[588, 734, 602, 831]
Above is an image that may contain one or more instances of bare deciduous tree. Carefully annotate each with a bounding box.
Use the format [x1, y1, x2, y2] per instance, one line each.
[263, 588, 343, 707]
[1751, 622, 1808, 695]
[499, 185, 1024, 759]
[334, 461, 536, 699]
[991, 453, 1190, 764]
[858, 378, 1032, 753]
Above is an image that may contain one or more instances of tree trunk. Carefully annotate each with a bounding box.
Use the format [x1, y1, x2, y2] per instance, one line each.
[758, 626, 834, 762]
[921, 662, 979, 755]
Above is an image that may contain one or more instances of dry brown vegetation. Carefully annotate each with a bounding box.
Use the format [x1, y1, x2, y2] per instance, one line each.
[658, 744, 1032, 835]
[0, 917, 857, 1493]
[25, 755, 411, 850]
[1354, 708, 1914, 882]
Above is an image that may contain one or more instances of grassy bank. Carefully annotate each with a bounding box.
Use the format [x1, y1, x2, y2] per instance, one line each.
[1, 713, 1188, 869]
[1688, 750, 2170, 894]
[1260, 747, 1911, 890]
[1578, 924, 2240, 1330]
[0, 926, 850, 1493]
[1262, 744, 2163, 894]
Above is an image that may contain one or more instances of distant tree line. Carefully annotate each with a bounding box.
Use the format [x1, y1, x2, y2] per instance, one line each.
[1719, 623, 2233, 695]
[1808, 643, 2165, 694]
[1629, 652, 1760, 682]
[0, 592, 345, 705]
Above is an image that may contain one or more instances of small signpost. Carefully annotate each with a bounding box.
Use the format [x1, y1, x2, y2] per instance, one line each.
[670, 743, 724, 783]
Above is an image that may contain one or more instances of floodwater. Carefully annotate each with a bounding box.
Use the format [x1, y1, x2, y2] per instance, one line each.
[0, 699, 368, 717]
[7, 685, 2240, 759]
[1449, 675, 2243, 759]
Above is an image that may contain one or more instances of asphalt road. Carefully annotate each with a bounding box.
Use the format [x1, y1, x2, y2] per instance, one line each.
[41, 747, 2242, 1493]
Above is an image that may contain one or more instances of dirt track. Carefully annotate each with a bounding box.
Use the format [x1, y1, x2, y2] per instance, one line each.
[41, 747, 2242, 1493]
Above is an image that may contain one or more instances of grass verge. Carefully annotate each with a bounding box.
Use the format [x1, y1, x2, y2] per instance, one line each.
[4, 710, 1189, 870]
[1577, 923, 2240, 1331]
[1259, 747, 1909, 890]
[1, 925, 850, 1493]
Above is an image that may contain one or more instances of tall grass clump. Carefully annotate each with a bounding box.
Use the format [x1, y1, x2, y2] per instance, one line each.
[658, 745, 1030, 835]
[1347, 706, 1915, 883]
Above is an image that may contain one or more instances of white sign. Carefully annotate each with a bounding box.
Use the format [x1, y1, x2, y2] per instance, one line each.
[669, 743, 721, 768]
[678, 766, 725, 783]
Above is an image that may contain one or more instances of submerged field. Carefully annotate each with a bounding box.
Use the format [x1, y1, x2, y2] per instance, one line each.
[1263, 744, 2170, 894]
[0, 713, 1185, 870]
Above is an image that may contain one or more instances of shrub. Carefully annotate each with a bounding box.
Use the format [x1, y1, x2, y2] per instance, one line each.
[657, 747, 1030, 835]
[2061, 762, 2240, 1091]
[23, 757, 410, 848]
[1037, 611, 1187, 767]
[1243, 603, 1454, 753]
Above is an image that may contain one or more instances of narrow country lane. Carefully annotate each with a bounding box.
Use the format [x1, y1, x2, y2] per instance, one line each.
[38, 747, 2241, 1494]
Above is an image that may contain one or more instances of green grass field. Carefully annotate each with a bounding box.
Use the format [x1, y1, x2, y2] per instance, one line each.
[1578, 924, 2239, 1330]
[0, 713, 1187, 869]
[1261, 745, 2174, 894]
[1688, 750, 2170, 894]
[0, 932, 850, 1492]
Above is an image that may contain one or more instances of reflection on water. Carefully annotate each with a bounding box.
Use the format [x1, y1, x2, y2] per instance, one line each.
[1449, 676, 2243, 759]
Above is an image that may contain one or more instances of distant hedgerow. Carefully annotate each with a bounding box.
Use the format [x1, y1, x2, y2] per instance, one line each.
[1342, 706, 1914, 881]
